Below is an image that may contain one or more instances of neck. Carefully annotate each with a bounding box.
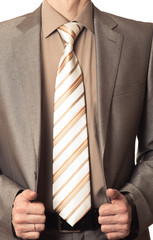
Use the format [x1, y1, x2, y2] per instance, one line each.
[46, 0, 89, 20]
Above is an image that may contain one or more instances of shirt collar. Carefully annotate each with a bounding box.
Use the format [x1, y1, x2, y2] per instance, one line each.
[42, 0, 94, 38]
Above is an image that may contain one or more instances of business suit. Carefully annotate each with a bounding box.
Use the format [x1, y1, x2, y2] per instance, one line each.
[0, 3, 153, 240]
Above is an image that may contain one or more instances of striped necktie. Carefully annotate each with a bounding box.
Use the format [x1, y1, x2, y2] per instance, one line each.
[53, 22, 91, 227]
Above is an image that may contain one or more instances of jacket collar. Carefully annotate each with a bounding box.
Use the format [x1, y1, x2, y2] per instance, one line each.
[93, 6, 124, 164]
[12, 6, 42, 171]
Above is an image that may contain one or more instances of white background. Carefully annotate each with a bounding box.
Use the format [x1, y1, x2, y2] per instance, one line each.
[0, 0, 153, 238]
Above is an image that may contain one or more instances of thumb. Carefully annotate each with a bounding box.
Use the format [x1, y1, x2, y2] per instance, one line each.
[21, 189, 37, 202]
[106, 188, 122, 202]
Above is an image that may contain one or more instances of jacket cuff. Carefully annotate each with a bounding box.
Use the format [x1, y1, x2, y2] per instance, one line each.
[122, 192, 139, 239]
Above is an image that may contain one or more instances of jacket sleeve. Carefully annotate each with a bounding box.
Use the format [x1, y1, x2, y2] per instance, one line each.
[0, 174, 22, 238]
[121, 29, 153, 236]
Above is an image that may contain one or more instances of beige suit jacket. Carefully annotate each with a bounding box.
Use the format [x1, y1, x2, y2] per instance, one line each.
[0, 4, 153, 240]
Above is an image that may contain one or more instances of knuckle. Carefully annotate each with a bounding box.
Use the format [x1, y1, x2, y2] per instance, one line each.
[39, 203, 45, 214]
[127, 229, 130, 236]
[13, 216, 22, 224]
[37, 223, 45, 232]
[41, 205, 45, 214]
[98, 216, 102, 224]
[15, 206, 25, 214]
[100, 225, 106, 233]
[125, 227, 130, 236]
[41, 223, 45, 231]
[99, 207, 102, 215]
[101, 225, 104, 232]
[125, 231, 130, 237]
[15, 230, 24, 238]
[15, 203, 28, 214]
[119, 205, 127, 214]
[35, 232, 40, 239]
[42, 215, 46, 223]
[121, 231, 129, 239]
[14, 229, 20, 237]
[17, 232, 25, 239]
[106, 233, 111, 239]
[15, 231, 20, 238]
[14, 225, 21, 233]
[122, 224, 129, 232]
[99, 204, 106, 215]
[120, 226, 130, 238]
[122, 215, 129, 224]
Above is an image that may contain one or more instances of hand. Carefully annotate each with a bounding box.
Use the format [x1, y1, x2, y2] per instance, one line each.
[12, 189, 46, 239]
[98, 188, 132, 240]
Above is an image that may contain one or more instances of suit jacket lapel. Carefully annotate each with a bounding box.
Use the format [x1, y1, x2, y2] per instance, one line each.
[12, 7, 42, 168]
[94, 7, 124, 161]
[11, 5, 123, 186]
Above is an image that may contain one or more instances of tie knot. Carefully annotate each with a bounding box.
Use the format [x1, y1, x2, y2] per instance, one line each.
[58, 22, 83, 46]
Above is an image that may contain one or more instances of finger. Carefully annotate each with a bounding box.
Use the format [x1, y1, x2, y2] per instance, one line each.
[16, 231, 40, 240]
[105, 230, 130, 240]
[106, 189, 122, 202]
[21, 189, 37, 202]
[99, 200, 129, 216]
[13, 213, 46, 225]
[99, 213, 130, 225]
[13, 201, 45, 216]
[15, 223, 45, 234]
[101, 223, 130, 234]
[99, 215, 118, 225]
[33, 223, 45, 232]
[25, 214, 46, 224]
[99, 203, 119, 216]
[27, 202, 45, 215]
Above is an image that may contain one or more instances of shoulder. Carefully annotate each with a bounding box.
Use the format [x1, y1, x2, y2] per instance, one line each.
[94, 6, 153, 39]
[0, 15, 28, 41]
[0, 6, 41, 41]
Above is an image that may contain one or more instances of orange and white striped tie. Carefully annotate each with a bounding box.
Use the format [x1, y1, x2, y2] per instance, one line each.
[53, 22, 91, 226]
